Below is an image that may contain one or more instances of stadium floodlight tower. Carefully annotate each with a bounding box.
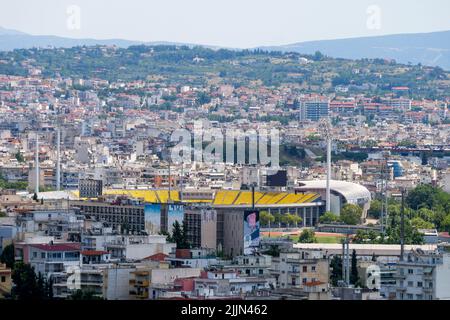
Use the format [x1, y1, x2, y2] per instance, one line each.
[35, 133, 40, 195]
[319, 118, 332, 212]
[56, 127, 61, 191]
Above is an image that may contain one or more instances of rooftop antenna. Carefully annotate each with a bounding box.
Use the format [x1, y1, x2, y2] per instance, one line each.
[180, 163, 184, 202]
[357, 107, 362, 148]
[319, 118, 332, 212]
[35, 133, 40, 195]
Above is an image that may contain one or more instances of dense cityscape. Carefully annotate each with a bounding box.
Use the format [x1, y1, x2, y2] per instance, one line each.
[0, 3, 450, 303]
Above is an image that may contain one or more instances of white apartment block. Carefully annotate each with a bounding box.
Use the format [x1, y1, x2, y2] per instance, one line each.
[395, 248, 450, 300]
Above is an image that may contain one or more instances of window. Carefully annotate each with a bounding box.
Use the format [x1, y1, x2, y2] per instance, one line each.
[417, 282, 423, 288]
[408, 281, 414, 287]
[302, 266, 307, 272]
[1, 276, 5, 283]
[407, 294, 413, 300]
[33, 252, 37, 258]
[312, 266, 316, 272]
[408, 269, 414, 274]
[302, 278, 307, 284]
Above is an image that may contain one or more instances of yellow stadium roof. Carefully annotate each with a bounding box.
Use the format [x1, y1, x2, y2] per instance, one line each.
[99, 189, 320, 206]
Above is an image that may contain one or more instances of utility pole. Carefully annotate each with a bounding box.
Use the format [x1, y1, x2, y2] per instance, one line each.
[251, 183, 255, 210]
[342, 235, 350, 286]
[384, 153, 389, 235]
[400, 188, 406, 262]
[168, 160, 172, 203]
[180, 163, 184, 202]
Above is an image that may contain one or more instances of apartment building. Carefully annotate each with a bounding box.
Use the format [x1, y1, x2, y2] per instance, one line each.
[79, 178, 103, 198]
[72, 199, 145, 233]
[395, 248, 450, 300]
[0, 263, 12, 298]
[299, 99, 330, 121]
[270, 250, 329, 290]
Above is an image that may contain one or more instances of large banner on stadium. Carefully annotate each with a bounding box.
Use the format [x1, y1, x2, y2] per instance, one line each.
[243, 210, 260, 255]
[167, 204, 184, 234]
[144, 204, 162, 235]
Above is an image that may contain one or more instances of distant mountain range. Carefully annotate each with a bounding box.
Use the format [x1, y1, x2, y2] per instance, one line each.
[1, 26, 450, 69]
[259, 30, 450, 70]
[0, 26, 215, 51]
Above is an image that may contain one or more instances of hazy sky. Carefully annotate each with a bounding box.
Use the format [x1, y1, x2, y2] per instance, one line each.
[1, 0, 450, 48]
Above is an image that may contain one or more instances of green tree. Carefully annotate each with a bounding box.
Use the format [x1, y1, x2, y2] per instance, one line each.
[264, 245, 281, 257]
[330, 255, 343, 286]
[340, 204, 362, 225]
[11, 262, 38, 300]
[196, 91, 211, 105]
[0, 243, 15, 269]
[291, 214, 303, 227]
[273, 212, 283, 228]
[298, 229, 316, 243]
[15, 152, 25, 163]
[283, 214, 302, 228]
[170, 220, 190, 249]
[350, 250, 359, 286]
[260, 211, 275, 227]
[406, 184, 450, 212]
[410, 217, 434, 229]
[367, 199, 382, 219]
[36, 272, 46, 299]
[319, 211, 339, 224]
[442, 215, 450, 233]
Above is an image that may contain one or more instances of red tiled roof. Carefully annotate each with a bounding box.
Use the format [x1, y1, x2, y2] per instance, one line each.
[304, 281, 326, 287]
[30, 243, 81, 252]
[81, 250, 108, 256]
[142, 253, 168, 262]
[392, 86, 409, 90]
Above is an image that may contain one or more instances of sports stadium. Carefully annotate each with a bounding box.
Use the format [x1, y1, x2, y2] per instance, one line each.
[98, 189, 324, 227]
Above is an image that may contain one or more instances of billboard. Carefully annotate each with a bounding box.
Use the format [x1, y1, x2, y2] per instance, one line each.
[243, 210, 260, 255]
[266, 170, 287, 187]
[167, 204, 184, 235]
[144, 204, 162, 235]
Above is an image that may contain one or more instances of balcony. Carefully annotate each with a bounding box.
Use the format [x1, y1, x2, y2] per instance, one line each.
[136, 280, 149, 287]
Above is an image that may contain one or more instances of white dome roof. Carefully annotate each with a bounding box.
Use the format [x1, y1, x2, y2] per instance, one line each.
[297, 180, 371, 203]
